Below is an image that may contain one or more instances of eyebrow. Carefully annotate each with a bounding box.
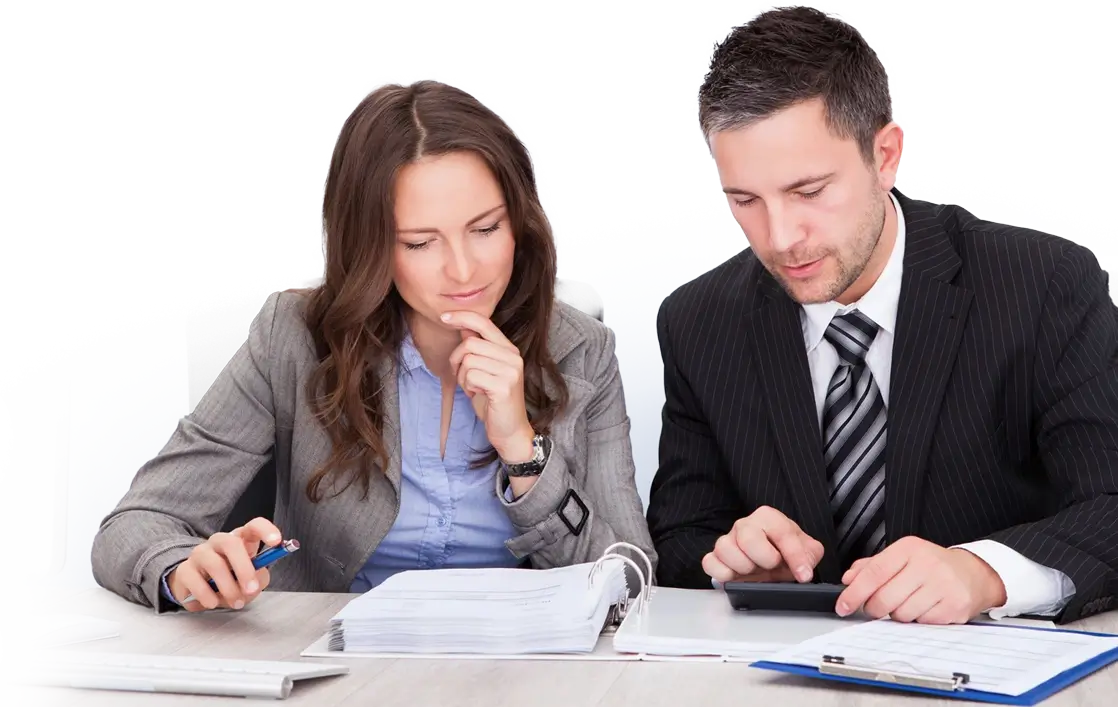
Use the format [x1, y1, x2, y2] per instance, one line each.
[722, 172, 835, 198]
[397, 204, 506, 235]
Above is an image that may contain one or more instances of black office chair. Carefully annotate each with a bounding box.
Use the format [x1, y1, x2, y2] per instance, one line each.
[185, 276, 603, 530]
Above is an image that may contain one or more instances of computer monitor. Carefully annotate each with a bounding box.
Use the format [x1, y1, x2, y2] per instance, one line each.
[0, 331, 70, 581]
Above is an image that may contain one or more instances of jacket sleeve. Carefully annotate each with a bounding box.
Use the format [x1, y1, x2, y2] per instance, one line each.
[987, 245, 1118, 623]
[645, 296, 742, 589]
[90, 293, 283, 612]
[497, 326, 658, 582]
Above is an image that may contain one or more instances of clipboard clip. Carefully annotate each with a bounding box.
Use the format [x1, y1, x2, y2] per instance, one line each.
[819, 655, 971, 692]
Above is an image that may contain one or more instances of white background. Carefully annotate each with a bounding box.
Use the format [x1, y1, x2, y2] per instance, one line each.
[4, 0, 1113, 586]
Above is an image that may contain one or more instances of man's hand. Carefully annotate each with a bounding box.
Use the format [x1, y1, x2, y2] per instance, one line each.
[837, 536, 1008, 623]
[702, 506, 824, 583]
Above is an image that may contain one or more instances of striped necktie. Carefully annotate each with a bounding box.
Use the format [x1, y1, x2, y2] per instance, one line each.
[822, 310, 887, 568]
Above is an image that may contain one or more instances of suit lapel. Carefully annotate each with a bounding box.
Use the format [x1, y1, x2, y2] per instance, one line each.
[884, 192, 973, 540]
[540, 303, 586, 406]
[749, 272, 841, 579]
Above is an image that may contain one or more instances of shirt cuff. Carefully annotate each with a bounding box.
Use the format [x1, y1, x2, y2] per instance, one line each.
[954, 539, 1076, 619]
[160, 563, 184, 609]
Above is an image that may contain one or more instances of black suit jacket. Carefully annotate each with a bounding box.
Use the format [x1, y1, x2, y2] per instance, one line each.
[647, 190, 1118, 623]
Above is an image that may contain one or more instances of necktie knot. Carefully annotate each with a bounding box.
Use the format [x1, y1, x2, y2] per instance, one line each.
[824, 310, 880, 367]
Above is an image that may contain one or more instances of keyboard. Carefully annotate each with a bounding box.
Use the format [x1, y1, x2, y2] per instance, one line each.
[24, 651, 349, 699]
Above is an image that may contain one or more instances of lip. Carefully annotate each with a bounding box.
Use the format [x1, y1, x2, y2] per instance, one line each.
[781, 259, 823, 279]
[442, 285, 488, 302]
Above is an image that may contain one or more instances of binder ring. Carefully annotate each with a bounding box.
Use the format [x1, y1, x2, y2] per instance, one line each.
[588, 553, 649, 618]
[600, 542, 655, 594]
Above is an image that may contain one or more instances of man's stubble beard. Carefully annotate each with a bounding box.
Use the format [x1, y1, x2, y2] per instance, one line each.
[774, 188, 888, 305]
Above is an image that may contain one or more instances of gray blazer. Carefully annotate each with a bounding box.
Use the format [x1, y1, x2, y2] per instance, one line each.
[91, 291, 656, 611]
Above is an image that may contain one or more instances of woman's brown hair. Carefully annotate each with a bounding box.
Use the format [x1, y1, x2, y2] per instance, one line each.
[301, 80, 568, 502]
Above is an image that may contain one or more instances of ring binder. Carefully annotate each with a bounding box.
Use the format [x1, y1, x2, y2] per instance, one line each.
[600, 542, 655, 592]
[589, 555, 645, 619]
[322, 562, 631, 655]
[588, 542, 654, 622]
[819, 655, 970, 692]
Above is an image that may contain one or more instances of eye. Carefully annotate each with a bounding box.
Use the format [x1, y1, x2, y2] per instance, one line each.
[733, 197, 756, 208]
[403, 241, 430, 251]
[476, 221, 501, 236]
[799, 186, 826, 200]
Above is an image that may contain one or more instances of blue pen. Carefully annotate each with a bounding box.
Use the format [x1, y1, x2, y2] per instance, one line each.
[183, 538, 300, 604]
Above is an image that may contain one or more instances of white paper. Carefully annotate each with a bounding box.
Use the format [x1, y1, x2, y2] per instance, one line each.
[764, 619, 1118, 696]
[327, 561, 628, 655]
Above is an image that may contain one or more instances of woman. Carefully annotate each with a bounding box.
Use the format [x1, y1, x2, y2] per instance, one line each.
[91, 81, 655, 613]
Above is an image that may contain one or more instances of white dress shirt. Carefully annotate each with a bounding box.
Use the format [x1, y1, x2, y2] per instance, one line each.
[799, 193, 1075, 619]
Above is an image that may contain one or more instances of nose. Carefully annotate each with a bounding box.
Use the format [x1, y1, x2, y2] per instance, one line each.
[444, 237, 475, 284]
[766, 203, 806, 254]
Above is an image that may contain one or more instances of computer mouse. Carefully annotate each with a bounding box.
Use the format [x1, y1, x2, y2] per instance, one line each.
[0, 613, 121, 653]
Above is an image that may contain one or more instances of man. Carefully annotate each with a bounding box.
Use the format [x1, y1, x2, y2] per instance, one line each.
[647, 6, 1118, 625]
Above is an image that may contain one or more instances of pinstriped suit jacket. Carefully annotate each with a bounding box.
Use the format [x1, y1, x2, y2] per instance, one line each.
[647, 189, 1118, 623]
[92, 292, 654, 612]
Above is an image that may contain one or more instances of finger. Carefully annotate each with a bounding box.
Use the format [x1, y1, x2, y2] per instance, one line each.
[238, 518, 282, 548]
[842, 557, 871, 585]
[194, 546, 246, 609]
[230, 526, 264, 559]
[862, 564, 925, 619]
[765, 526, 819, 582]
[215, 533, 262, 597]
[914, 580, 980, 625]
[806, 536, 825, 566]
[733, 521, 787, 572]
[713, 533, 759, 576]
[450, 336, 522, 371]
[889, 584, 942, 623]
[456, 352, 515, 380]
[441, 311, 515, 350]
[463, 368, 506, 398]
[457, 358, 489, 399]
[241, 568, 272, 608]
[460, 328, 479, 340]
[175, 561, 222, 611]
[751, 505, 800, 530]
[702, 551, 740, 583]
[748, 507, 818, 580]
[836, 548, 910, 617]
[916, 598, 969, 625]
[733, 524, 784, 571]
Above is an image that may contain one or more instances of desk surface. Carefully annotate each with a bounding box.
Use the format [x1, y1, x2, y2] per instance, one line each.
[23, 588, 1118, 706]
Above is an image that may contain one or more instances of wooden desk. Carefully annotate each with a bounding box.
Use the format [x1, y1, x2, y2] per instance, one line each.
[21, 588, 1118, 706]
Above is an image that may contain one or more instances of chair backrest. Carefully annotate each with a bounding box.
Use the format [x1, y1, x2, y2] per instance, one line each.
[183, 276, 603, 530]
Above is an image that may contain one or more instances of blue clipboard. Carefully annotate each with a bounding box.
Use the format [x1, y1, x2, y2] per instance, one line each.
[751, 623, 1118, 705]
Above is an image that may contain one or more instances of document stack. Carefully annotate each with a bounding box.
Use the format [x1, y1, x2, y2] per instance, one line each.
[326, 544, 650, 655]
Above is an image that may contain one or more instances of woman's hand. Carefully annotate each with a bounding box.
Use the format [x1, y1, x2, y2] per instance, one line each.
[167, 517, 280, 612]
[443, 311, 536, 465]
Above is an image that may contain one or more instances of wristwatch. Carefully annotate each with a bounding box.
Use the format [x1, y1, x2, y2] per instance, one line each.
[501, 434, 552, 477]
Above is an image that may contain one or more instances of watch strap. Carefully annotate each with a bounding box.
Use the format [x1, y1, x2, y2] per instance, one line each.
[502, 434, 551, 477]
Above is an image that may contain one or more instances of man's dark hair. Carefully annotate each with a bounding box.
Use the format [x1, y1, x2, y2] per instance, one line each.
[698, 6, 891, 161]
